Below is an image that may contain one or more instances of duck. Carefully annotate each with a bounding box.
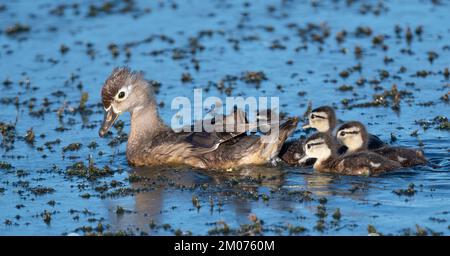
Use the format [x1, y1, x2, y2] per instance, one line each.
[279, 105, 385, 165]
[298, 133, 401, 176]
[336, 121, 427, 167]
[98, 67, 299, 170]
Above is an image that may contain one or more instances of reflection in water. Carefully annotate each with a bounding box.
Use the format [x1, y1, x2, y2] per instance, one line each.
[106, 165, 290, 233]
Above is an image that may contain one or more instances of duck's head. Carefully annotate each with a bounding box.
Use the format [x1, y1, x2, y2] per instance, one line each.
[298, 133, 336, 164]
[302, 106, 336, 133]
[99, 67, 152, 137]
[336, 121, 369, 152]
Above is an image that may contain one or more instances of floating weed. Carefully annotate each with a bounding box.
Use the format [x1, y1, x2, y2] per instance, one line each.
[318, 197, 328, 205]
[30, 186, 55, 196]
[393, 183, 416, 197]
[208, 221, 230, 235]
[314, 219, 325, 232]
[60, 44, 70, 54]
[63, 143, 82, 152]
[332, 208, 341, 221]
[288, 224, 307, 235]
[0, 122, 16, 150]
[0, 161, 13, 170]
[192, 195, 201, 209]
[87, 141, 98, 149]
[42, 210, 52, 224]
[241, 71, 267, 85]
[24, 128, 35, 144]
[368, 225, 380, 235]
[315, 205, 327, 218]
[415, 224, 428, 236]
[65, 160, 113, 180]
[78, 92, 89, 110]
[149, 220, 156, 229]
[5, 23, 30, 36]
[181, 73, 193, 83]
[115, 206, 131, 215]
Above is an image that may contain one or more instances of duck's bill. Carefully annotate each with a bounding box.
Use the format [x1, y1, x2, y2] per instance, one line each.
[298, 155, 311, 164]
[99, 108, 119, 137]
[302, 124, 311, 129]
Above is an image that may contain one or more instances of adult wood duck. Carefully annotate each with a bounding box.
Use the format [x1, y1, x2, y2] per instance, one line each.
[99, 67, 299, 170]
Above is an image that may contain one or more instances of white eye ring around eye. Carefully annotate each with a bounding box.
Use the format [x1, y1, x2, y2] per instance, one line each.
[116, 90, 126, 101]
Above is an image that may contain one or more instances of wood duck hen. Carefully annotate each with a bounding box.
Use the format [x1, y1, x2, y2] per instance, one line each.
[98, 67, 298, 170]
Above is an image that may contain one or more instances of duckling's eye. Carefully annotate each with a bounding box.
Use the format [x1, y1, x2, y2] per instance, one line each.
[118, 91, 126, 99]
[307, 144, 311, 149]
[340, 131, 346, 136]
[310, 114, 315, 119]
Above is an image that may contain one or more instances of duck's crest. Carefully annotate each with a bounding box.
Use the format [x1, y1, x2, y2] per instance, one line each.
[101, 67, 143, 109]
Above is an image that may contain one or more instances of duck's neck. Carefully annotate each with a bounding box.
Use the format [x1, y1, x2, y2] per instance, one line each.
[128, 101, 168, 149]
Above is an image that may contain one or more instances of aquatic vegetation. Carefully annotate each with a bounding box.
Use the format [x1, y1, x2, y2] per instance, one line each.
[393, 183, 417, 197]
[65, 161, 113, 180]
[30, 186, 55, 196]
[4, 23, 30, 36]
[0, 0, 449, 236]
[62, 143, 82, 152]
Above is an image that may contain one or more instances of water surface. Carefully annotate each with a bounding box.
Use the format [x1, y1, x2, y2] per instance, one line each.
[0, 0, 449, 235]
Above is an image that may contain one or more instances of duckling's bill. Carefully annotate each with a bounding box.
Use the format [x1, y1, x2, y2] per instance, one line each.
[99, 107, 119, 137]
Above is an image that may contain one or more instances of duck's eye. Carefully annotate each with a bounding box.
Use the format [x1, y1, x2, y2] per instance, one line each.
[118, 91, 126, 99]
[310, 115, 315, 119]
[340, 131, 346, 136]
[307, 144, 311, 149]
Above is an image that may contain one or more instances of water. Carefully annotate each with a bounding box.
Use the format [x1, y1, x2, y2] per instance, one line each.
[0, 0, 449, 235]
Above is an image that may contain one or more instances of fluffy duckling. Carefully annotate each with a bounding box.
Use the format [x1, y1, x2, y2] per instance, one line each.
[99, 67, 299, 170]
[298, 133, 401, 176]
[336, 121, 427, 167]
[280, 105, 389, 165]
[278, 106, 337, 165]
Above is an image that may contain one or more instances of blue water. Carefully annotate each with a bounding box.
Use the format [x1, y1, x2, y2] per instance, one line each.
[0, 0, 449, 235]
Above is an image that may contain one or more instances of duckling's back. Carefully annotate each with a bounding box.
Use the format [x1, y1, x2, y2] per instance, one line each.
[374, 147, 427, 167]
[331, 151, 402, 176]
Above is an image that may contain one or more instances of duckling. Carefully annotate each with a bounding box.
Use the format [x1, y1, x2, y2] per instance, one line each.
[336, 121, 427, 167]
[98, 67, 299, 170]
[303, 106, 385, 149]
[298, 133, 401, 176]
[279, 105, 386, 164]
[279, 106, 337, 165]
[302, 106, 337, 134]
[279, 106, 342, 165]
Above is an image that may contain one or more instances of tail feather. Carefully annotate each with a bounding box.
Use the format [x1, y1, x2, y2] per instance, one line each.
[259, 117, 299, 161]
[278, 117, 299, 142]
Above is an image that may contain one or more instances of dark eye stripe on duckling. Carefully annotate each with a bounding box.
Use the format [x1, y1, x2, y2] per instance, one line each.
[307, 142, 324, 148]
[310, 114, 326, 119]
[340, 131, 359, 136]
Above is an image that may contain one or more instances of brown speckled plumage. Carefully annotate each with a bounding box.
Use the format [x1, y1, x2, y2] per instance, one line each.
[279, 139, 304, 165]
[337, 121, 427, 167]
[303, 133, 401, 176]
[373, 147, 427, 167]
[328, 151, 401, 176]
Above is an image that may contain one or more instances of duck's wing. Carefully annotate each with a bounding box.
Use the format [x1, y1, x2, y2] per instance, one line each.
[181, 108, 251, 152]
